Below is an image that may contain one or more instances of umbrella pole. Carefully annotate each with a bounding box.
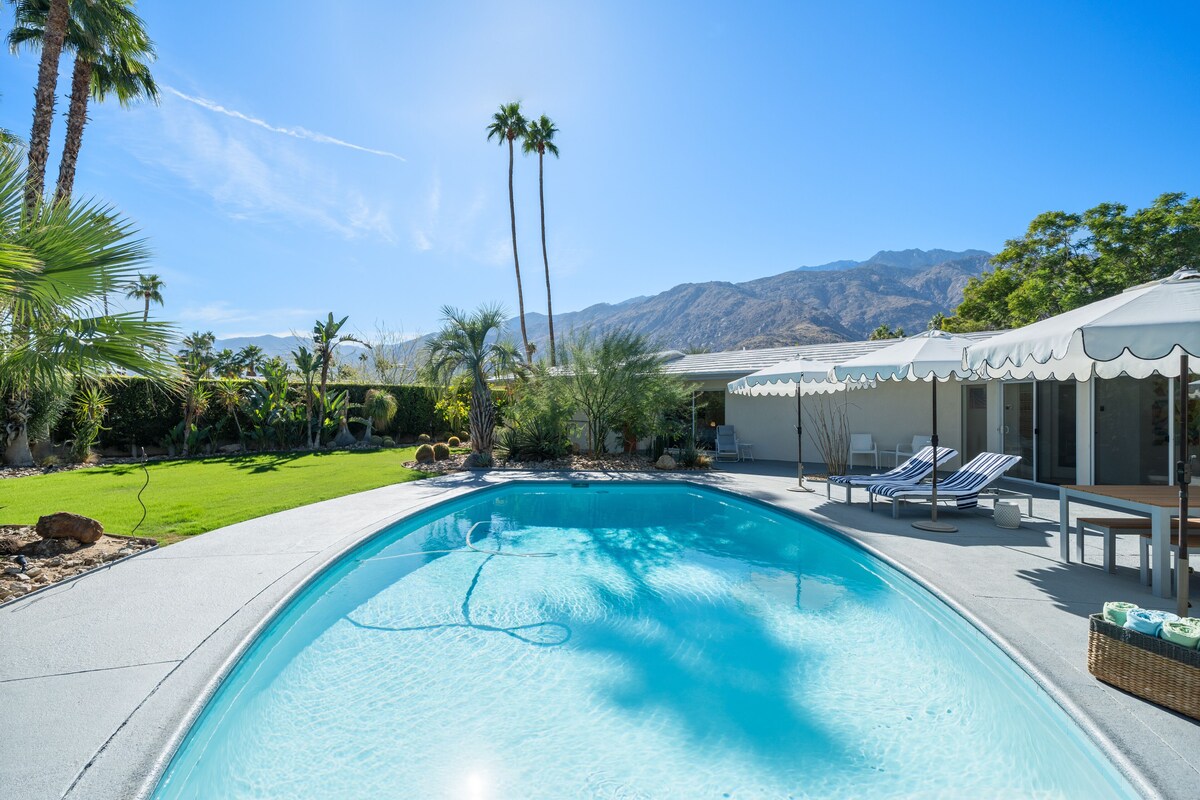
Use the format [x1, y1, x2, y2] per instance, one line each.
[1178, 354, 1192, 618]
[914, 378, 957, 532]
[788, 381, 812, 492]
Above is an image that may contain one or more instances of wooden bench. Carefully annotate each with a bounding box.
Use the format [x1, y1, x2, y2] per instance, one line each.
[1076, 516, 1200, 583]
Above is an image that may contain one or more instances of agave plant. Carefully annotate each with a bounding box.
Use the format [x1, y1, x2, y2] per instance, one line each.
[0, 146, 179, 465]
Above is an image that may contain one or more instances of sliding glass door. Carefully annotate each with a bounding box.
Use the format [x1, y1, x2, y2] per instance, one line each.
[999, 380, 1077, 484]
[1002, 383, 1034, 480]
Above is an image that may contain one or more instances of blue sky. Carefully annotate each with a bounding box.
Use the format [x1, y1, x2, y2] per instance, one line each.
[1, 0, 1198, 339]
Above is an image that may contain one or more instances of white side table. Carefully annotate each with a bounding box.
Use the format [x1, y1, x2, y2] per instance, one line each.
[738, 443, 755, 462]
[993, 501, 1022, 529]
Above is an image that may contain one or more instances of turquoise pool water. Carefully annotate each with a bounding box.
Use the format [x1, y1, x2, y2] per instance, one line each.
[153, 483, 1135, 799]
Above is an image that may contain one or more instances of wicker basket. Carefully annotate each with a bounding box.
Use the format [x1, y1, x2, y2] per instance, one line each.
[1087, 614, 1200, 720]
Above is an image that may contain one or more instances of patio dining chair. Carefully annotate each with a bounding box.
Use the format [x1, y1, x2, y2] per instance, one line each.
[894, 435, 933, 466]
[825, 445, 958, 503]
[868, 452, 1022, 518]
[848, 433, 878, 469]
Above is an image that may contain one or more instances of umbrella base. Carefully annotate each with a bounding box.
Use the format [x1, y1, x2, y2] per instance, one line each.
[913, 520, 958, 533]
[787, 483, 814, 493]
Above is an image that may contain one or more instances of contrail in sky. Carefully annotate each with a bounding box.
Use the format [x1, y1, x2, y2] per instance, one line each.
[165, 86, 405, 161]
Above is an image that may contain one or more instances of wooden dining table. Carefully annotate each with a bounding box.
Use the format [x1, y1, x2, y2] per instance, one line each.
[1059, 484, 1200, 598]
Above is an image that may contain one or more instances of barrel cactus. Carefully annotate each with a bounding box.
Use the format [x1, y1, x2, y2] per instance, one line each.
[433, 443, 451, 461]
[415, 444, 435, 463]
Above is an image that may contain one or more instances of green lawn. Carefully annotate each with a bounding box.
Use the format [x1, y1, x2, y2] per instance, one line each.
[0, 448, 431, 544]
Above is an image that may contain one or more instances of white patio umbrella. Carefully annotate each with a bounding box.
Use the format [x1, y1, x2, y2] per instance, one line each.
[966, 267, 1200, 615]
[832, 330, 978, 532]
[728, 358, 843, 492]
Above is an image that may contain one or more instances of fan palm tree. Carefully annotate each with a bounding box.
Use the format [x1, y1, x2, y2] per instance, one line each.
[311, 313, 367, 445]
[522, 114, 560, 365]
[486, 102, 532, 362]
[9, 0, 159, 205]
[11, 0, 69, 213]
[237, 344, 264, 377]
[124, 272, 163, 320]
[357, 388, 397, 442]
[292, 346, 321, 449]
[425, 304, 520, 454]
[0, 146, 178, 465]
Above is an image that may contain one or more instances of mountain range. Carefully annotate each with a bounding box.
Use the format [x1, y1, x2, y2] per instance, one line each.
[213, 247, 993, 359]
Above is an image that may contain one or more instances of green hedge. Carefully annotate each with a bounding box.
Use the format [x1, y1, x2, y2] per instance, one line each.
[53, 378, 475, 449]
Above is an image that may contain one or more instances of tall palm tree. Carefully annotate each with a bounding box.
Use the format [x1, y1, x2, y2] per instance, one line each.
[425, 304, 520, 454]
[12, 0, 69, 213]
[311, 313, 366, 445]
[237, 344, 264, 377]
[486, 102, 532, 362]
[0, 146, 178, 465]
[10, 0, 159, 205]
[522, 114, 560, 365]
[124, 272, 163, 321]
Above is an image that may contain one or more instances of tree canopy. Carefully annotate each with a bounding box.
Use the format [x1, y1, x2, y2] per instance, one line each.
[945, 192, 1200, 331]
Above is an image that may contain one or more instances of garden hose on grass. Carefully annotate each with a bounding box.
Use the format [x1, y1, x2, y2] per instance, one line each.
[130, 447, 150, 536]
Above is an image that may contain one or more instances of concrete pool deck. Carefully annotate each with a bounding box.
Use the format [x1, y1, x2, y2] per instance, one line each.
[1, 467, 1197, 799]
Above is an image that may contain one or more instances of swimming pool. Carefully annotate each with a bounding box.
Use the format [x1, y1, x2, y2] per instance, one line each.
[153, 483, 1135, 798]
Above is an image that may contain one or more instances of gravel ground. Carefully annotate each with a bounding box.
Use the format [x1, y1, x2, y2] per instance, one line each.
[0, 526, 155, 603]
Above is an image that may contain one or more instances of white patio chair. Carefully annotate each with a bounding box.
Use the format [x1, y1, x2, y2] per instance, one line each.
[848, 433, 878, 469]
[894, 435, 933, 466]
[714, 425, 740, 461]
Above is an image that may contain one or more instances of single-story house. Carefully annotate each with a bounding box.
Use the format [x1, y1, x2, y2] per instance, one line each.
[659, 332, 1198, 488]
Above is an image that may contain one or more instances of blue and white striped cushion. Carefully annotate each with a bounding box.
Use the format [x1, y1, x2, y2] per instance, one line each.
[871, 452, 1021, 509]
[828, 446, 956, 487]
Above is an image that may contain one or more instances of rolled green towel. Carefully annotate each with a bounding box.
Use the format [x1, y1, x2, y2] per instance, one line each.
[1161, 620, 1200, 649]
[1103, 601, 1138, 627]
[1180, 617, 1200, 628]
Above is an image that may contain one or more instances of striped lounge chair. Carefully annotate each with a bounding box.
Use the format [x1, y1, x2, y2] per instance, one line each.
[868, 452, 1022, 518]
[825, 446, 958, 503]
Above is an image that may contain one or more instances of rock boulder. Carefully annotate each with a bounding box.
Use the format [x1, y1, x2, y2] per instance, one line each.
[36, 512, 104, 544]
[655, 454, 677, 470]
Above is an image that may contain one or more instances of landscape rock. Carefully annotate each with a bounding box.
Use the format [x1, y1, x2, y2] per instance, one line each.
[36, 512, 104, 544]
[655, 454, 677, 470]
[219, 443, 243, 454]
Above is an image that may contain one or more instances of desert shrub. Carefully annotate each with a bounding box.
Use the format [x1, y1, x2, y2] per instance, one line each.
[447, 435, 461, 447]
[417, 433, 431, 443]
[415, 444, 435, 463]
[677, 442, 702, 469]
[38, 454, 62, 468]
[70, 386, 111, 462]
[433, 442, 450, 460]
[497, 366, 576, 461]
[382, 436, 395, 447]
[464, 450, 492, 469]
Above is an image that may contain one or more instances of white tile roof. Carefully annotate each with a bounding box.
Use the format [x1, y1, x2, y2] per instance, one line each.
[659, 331, 1003, 379]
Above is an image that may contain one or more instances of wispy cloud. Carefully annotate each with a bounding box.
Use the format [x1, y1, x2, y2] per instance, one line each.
[175, 301, 324, 337]
[164, 86, 405, 161]
[142, 102, 395, 241]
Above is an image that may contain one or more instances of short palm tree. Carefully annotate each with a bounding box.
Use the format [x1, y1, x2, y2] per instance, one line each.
[425, 305, 520, 454]
[212, 376, 245, 445]
[237, 344, 264, 377]
[292, 345, 321, 449]
[0, 146, 178, 465]
[311, 313, 366, 445]
[124, 272, 163, 321]
[486, 102, 532, 362]
[522, 114, 560, 365]
[357, 388, 397, 442]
